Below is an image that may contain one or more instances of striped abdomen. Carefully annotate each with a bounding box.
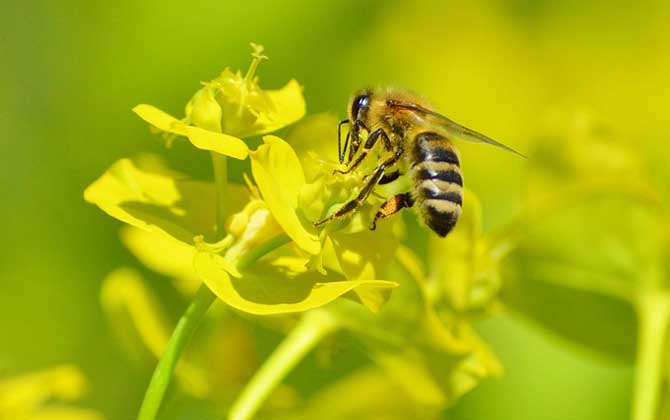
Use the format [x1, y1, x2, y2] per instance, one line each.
[410, 132, 463, 237]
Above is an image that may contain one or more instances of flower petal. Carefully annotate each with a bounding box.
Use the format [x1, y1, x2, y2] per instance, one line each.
[194, 251, 397, 315]
[182, 125, 249, 159]
[84, 157, 217, 244]
[100, 268, 210, 397]
[250, 136, 320, 254]
[254, 79, 306, 135]
[0, 365, 87, 406]
[328, 223, 400, 312]
[133, 104, 189, 136]
[120, 227, 201, 296]
[133, 104, 249, 159]
[100, 268, 172, 361]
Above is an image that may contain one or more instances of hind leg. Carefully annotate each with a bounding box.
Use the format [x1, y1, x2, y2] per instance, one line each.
[370, 193, 414, 230]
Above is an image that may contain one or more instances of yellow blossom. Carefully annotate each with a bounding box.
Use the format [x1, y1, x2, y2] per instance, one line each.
[133, 43, 305, 159]
[0, 366, 103, 420]
[427, 190, 503, 315]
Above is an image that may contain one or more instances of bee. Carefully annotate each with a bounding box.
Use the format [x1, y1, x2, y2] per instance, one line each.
[314, 87, 525, 237]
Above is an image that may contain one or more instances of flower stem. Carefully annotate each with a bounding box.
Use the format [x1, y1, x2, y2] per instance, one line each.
[211, 152, 228, 239]
[137, 284, 216, 420]
[228, 310, 338, 420]
[632, 292, 670, 420]
[135, 233, 294, 420]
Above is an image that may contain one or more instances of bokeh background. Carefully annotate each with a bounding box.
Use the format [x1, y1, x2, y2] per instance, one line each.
[2, 0, 669, 419]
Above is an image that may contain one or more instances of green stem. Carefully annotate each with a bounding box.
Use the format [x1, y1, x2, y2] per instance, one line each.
[211, 152, 228, 239]
[228, 310, 338, 420]
[135, 234, 292, 420]
[137, 284, 216, 420]
[632, 293, 670, 420]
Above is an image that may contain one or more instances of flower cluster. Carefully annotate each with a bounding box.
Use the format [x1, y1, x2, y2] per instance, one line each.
[85, 44, 506, 420]
[85, 44, 398, 316]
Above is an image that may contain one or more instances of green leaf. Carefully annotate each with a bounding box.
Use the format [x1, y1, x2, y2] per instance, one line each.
[84, 157, 218, 244]
[194, 250, 397, 315]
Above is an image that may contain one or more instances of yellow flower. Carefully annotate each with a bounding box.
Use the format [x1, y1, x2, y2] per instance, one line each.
[191, 180, 400, 314]
[239, 116, 406, 312]
[249, 135, 320, 254]
[0, 366, 103, 420]
[427, 190, 503, 316]
[83, 155, 219, 244]
[120, 226, 201, 296]
[318, 240, 501, 414]
[133, 43, 305, 159]
[85, 50, 398, 317]
[100, 268, 304, 412]
[85, 148, 397, 314]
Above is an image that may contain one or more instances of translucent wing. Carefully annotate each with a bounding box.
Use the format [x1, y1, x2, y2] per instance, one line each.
[388, 100, 527, 158]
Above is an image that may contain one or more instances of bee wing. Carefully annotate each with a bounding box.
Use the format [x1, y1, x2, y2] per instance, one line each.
[388, 100, 527, 158]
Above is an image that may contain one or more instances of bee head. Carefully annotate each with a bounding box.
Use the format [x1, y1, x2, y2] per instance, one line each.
[341, 89, 372, 164]
[349, 90, 371, 122]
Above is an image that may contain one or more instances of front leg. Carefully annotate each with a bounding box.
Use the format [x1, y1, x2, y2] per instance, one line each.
[337, 119, 350, 164]
[335, 128, 392, 175]
[347, 120, 365, 164]
[315, 149, 403, 227]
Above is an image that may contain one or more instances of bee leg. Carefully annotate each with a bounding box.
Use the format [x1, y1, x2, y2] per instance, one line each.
[347, 120, 366, 163]
[363, 168, 400, 184]
[315, 151, 402, 227]
[378, 170, 400, 185]
[370, 193, 414, 230]
[335, 128, 391, 175]
[337, 119, 350, 163]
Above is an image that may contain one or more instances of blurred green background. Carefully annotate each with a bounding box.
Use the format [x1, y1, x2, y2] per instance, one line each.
[2, 0, 669, 419]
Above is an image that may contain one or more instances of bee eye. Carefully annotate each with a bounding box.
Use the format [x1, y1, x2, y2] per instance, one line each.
[350, 94, 369, 120]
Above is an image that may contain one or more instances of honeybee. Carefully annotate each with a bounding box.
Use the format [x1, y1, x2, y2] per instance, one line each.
[314, 87, 525, 237]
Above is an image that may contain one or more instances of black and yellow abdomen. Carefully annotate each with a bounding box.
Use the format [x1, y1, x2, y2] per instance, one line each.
[410, 131, 463, 237]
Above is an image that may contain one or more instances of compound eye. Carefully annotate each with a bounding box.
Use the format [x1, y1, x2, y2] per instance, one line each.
[350, 94, 369, 119]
